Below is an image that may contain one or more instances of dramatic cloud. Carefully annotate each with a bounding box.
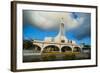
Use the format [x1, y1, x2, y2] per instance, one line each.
[23, 10, 91, 40]
[23, 10, 84, 30]
[69, 13, 91, 40]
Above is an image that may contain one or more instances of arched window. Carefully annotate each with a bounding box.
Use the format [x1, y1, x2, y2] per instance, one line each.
[42, 45, 60, 53]
[32, 44, 41, 53]
[61, 46, 72, 52]
[73, 47, 80, 52]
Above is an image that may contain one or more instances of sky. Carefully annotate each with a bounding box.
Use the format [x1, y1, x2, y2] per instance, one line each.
[23, 10, 91, 45]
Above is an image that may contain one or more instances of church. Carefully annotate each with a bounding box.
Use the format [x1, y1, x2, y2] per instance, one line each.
[32, 18, 82, 54]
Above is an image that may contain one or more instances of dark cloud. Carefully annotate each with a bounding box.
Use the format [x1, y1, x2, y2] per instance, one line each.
[69, 13, 91, 40]
[23, 10, 91, 40]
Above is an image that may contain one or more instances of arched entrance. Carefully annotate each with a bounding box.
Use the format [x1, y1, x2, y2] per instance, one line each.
[42, 45, 60, 53]
[61, 46, 72, 52]
[32, 44, 41, 53]
[73, 47, 80, 52]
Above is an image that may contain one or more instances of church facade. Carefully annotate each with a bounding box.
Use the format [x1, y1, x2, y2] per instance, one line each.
[32, 18, 82, 54]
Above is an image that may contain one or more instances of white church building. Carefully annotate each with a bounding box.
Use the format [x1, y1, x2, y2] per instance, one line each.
[31, 18, 82, 53]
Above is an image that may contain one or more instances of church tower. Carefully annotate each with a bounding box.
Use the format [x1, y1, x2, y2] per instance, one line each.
[54, 18, 68, 43]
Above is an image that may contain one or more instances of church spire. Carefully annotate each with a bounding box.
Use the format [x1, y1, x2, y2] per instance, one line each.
[54, 17, 68, 43]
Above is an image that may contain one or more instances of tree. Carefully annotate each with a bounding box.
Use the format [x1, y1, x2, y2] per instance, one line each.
[23, 40, 33, 49]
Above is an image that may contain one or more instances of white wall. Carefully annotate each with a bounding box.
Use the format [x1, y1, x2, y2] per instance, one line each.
[0, 0, 99, 73]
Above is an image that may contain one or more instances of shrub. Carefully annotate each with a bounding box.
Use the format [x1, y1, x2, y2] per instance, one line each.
[42, 54, 56, 61]
[62, 54, 75, 60]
